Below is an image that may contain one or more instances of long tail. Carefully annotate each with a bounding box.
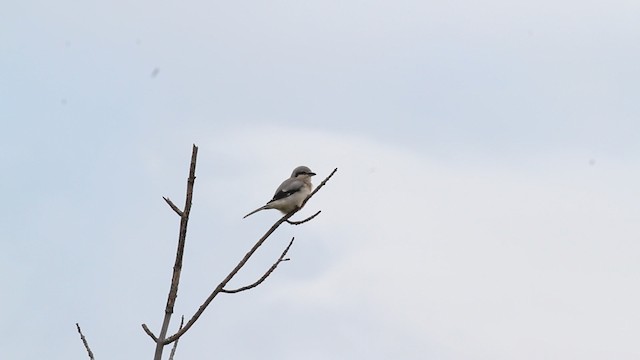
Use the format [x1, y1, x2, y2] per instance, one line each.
[243, 205, 269, 219]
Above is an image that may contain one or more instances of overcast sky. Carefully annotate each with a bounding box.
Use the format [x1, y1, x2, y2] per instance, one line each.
[2, 1, 640, 359]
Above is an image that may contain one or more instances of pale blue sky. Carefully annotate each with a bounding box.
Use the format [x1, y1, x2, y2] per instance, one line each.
[2, 1, 640, 359]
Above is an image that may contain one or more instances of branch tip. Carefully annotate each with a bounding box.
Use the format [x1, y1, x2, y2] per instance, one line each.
[76, 323, 95, 360]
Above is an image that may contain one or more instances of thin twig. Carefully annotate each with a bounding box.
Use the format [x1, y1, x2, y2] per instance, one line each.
[221, 237, 295, 294]
[142, 324, 158, 342]
[168, 316, 185, 360]
[161, 168, 337, 345]
[163, 197, 184, 217]
[287, 210, 321, 225]
[75, 323, 95, 360]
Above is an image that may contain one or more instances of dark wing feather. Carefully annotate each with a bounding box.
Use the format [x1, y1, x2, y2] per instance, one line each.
[267, 179, 303, 203]
[268, 189, 297, 203]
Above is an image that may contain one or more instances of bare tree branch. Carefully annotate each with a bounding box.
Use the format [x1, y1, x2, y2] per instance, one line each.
[161, 168, 338, 345]
[146, 144, 198, 360]
[168, 316, 185, 360]
[221, 237, 295, 294]
[75, 323, 95, 360]
[161, 216, 291, 345]
[286, 210, 321, 225]
[163, 197, 184, 217]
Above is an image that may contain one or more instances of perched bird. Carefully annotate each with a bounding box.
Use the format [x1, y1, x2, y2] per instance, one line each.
[243, 165, 316, 218]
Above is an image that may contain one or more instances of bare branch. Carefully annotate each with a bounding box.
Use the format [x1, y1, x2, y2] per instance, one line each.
[168, 316, 185, 360]
[221, 237, 296, 294]
[162, 168, 338, 345]
[141, 323, 158, 342]
[75, 323, 95, 360]
[162, 219, 285, 345]
[286, 210, 321, 225]
[144, 144, 198, 360]
[163, 197, 184, 217]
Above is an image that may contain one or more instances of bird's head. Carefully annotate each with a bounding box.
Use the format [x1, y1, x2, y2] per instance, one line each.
[291, 165, 316, 178]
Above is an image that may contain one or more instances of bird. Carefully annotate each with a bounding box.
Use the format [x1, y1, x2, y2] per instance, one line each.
[243, 165, 316, 218]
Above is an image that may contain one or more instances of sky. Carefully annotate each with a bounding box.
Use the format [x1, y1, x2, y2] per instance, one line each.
[2, 1, 640, 359]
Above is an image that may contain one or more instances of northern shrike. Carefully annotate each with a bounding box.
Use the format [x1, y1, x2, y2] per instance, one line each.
[243, 165, 316, 218]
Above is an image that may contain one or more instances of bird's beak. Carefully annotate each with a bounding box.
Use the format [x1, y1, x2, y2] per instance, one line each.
[309, 172, 316, 176]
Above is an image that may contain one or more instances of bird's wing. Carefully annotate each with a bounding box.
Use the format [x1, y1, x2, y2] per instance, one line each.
[268, 178, 304, 203]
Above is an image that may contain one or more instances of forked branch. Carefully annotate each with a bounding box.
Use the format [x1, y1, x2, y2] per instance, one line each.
[149, 144, 198, 360]
[221, 237, 295, 294]
[155, 167, 338, 346]
[141, 162, 337, 353]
